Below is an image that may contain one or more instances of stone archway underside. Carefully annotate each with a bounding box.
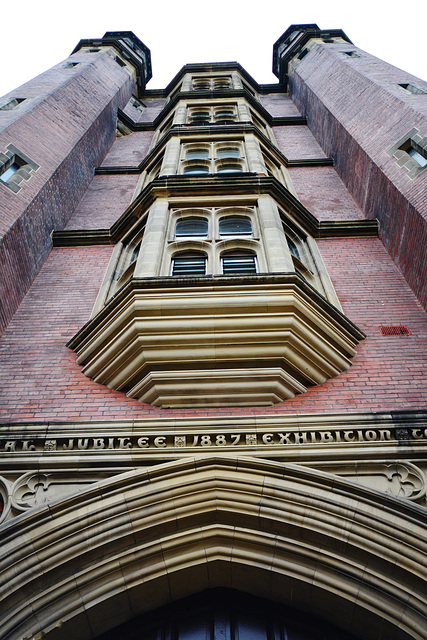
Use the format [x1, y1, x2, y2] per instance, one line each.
[0, 456, 425, 640]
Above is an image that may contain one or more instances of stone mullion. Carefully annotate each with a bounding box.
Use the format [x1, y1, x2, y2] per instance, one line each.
[257, 194, 294, 272]
[160, 137, 181, 176]
[237, 99, 251, 122]
[173, 102, 187, 125]
[245, 134, 266, 174]
[133, 198, 170, 277]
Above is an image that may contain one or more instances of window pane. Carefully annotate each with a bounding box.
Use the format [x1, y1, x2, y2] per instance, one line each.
[222, 254, 257, 275]
[215, 110, 234, 117]
[191, 111, 210, 120]
[172, 255, 206, 276]
[408, 147, 427, 167]
[219, 216, 252, 236]
[0, 163, 19, 183]
[175, 217, 208, 238]
[217, 148, 240, 159]
[186, 149, 209, 160]
[217, 164, 242, 173]
[194, 81, 210, 90]
[183, 165, 210, 175]
[286, 236, 300, 259]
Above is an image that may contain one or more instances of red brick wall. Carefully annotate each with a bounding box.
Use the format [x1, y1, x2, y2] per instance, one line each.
[0, 238, 425, 422]
[273, 125, 326, 159]
[66, 175, 140, 230]
[260, 94, 301, 117]
[101, 131, 154, 167]
[287, 167, 365, 221]
[288, 43, 427, 308]
[0, 52, 135, 332]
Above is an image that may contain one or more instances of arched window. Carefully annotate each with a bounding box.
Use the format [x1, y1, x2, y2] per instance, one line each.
[171, 252, 207, 276]
[219, 216, 252, 237]
[175, 217, 208, 239]
[221, 250, 257, 275]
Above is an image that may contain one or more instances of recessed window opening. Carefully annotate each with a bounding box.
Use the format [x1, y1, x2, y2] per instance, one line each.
[62, 62, 79, 69]
[88, 48, 100, 53]
[0, 163, 20, 183]
[171, 252, 207, 276]
[213, 78, 231, 89]
[407, 146, 427, 167]
[219, 216, 252, 236]
[398, 83, 427, 95]
[286, 236, 300, 259]
[221, 251, 257, 275]
[175, 217, 208, 239]
[114, 56, 127, 68]
[193, 79, 211, 90]
[0, 97, 26, 110]
[215, 109, 235, 118]
[342, 51, 360, 58]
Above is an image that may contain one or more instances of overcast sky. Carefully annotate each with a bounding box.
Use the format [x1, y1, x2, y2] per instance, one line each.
[1, 0, 426, 97]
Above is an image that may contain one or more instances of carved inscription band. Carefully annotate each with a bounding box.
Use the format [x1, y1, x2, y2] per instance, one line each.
[1, 426, 427, 453]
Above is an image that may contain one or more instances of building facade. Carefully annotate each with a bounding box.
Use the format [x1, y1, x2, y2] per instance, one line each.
[0, 24, 426, 640]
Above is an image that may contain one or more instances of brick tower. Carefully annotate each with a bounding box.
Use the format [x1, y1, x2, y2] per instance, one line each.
[0, 25, 426, 640]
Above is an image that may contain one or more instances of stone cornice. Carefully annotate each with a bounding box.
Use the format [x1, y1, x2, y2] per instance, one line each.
[273, 24, 353, 85]
[71, 31, 152, 94]
[97, 122, 320, 178]
[117, 89, 306, 132]
[52, 176, 379, 247]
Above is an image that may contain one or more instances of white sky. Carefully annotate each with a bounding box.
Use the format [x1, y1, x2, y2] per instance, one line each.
[1, 0, 426, 97]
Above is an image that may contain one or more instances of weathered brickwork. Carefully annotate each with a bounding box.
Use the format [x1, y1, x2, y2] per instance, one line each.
[0, 51, 135, 332]
[0, 238, 425, 422]
[289, 42, 427, 308]
[273, 125, 327, 159]
[287, 166, 365, 221]
[100, 131, 154, 167]
[65, 174, 140, 230]
[260, 94, 302, 117]
[121, 98, 167, 124]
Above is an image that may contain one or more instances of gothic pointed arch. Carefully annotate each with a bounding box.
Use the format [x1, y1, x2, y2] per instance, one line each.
[1, 457, 425, 640]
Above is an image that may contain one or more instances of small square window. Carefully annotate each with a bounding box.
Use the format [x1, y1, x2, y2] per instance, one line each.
[0, 97, 26, 111]
[0, 145, 39, 192]
[0, 162, 20, 183]
[398, 83, 427, 96]
[407, 146, 427, 167]
[342, 51, 361, 58]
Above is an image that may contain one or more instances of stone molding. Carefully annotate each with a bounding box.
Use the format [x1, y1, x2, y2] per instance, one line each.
[68, 275, 364, 407]
[0, 457, 425, 640]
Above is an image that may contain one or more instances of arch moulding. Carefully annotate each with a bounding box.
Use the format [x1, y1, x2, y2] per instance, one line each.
[0, 456, 425, 640]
